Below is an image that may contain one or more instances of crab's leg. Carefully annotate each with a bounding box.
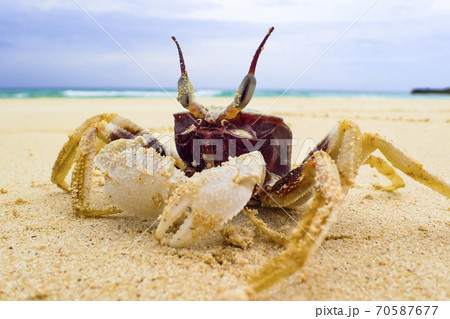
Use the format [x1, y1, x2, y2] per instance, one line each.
[70, 120, 150, 216]
[252, 121, 377, 243]
[248, 151, 344, 293]
[245, 123, 361, 293]
[248, 120, 449, 294]
[289, 119, 448, 197]
[259, 162, 316, 208]
[244, 208, 288, 247]
[70, 122, 134, 216]
[364, 155, 405, 191]
[51, 113, 144, 191]
[316, 119, 449, 197]
[259, 120, 362, 209]
[248, 122, 362, 250]
[363, 133, 450, 198]
[252, 122, 357, 245]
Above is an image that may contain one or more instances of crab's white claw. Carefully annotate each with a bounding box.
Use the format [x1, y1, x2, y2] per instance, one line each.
[155, 151, 266, 247]
[95, 136, 188, 220]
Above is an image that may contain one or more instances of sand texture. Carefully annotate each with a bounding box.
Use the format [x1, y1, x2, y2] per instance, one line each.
[0, 97, 449, 300]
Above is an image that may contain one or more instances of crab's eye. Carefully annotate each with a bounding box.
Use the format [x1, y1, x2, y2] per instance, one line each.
[177, 76, 194, 109]
[220, 73, 256, 120]
[235, 74, 257, 110]
[172, 36, 206, 118]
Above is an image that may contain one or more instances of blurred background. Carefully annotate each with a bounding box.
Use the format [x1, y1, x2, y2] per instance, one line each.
[1, 0, 449, 95]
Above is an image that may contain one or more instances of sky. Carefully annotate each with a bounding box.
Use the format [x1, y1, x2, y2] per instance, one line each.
[0, 0, 449, 91]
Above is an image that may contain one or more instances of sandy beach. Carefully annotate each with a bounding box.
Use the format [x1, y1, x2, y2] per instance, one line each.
[0, 97, 449, 300]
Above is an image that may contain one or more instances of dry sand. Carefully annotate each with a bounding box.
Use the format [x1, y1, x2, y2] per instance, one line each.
[0, 97, 449, 300]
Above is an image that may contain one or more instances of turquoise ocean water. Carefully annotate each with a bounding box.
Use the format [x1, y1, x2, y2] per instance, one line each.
[0, 88, 449, 100]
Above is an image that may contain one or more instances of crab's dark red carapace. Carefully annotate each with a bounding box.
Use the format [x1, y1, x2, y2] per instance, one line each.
[174, 111, 292, 176]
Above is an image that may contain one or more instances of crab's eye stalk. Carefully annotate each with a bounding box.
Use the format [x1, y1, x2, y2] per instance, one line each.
[222, 27, 274, 120]
[172, 36, 206, 118]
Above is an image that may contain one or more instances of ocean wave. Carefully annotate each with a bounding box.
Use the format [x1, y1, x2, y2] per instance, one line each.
[62, 89, 178, 98]
[194, 89, 224, 97]
[61, 89, 227, 98]
[0, 92, 29, 98]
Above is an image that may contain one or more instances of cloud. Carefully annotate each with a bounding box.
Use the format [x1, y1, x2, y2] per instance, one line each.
[9, 0, 450, 23]
[1, 0, 449, 90]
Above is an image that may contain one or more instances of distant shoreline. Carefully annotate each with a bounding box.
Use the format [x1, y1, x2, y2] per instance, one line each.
[1, 88, 450, 99]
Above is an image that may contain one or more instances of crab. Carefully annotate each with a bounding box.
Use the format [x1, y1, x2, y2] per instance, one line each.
[51, 27, 450, 297]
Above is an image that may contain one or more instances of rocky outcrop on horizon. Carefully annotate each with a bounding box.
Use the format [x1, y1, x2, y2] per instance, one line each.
[411, 87, 450, 94]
